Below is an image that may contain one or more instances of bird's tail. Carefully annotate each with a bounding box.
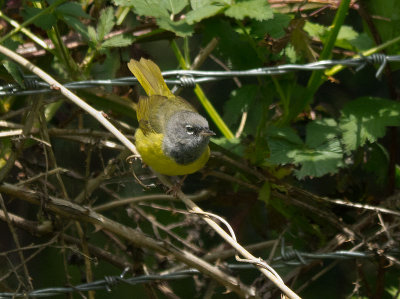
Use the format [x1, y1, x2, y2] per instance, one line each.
[128, 58, 173, 98]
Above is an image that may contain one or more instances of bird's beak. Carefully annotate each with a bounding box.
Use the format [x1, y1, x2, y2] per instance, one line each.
[200, 128, 216, 137]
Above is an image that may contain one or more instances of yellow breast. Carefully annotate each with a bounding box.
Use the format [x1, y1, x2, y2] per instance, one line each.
[135, 129, 210, 176]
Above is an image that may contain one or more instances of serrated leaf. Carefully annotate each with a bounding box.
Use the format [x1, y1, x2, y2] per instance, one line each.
[304, 21, 326, 39]
[88, 26, 97, 43]
[267, 124, 343, 178]
[250, 13, 291, 39]
[3, 60, 25, 88]
[55, 2, 90, 18]
[91, 52, 121, 81]
[22, 7, 56, 30]
[225, 0, 273, 21]
[268, 126, 303, 145]
[339, 97, 400, 151]
[157, 17, 194, 36]
[294, 138, 343, 179]
[305, 118, 339, 148]
[267, 127, 303, 165]
[132, 0, 170, 18]
[97, 7, 115, 42]
[101, 34, 136, 48]
[223, 85, 258, 127]
[62, 15, 90, 41]
[290, 18, 318, 61]
[185, 4, 225, 24]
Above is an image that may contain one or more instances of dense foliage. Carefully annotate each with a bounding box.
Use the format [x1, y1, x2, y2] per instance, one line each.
[0, 0, 400, 298]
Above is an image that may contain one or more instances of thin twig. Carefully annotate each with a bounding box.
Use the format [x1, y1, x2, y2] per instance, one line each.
[156, 174, 300, 299]
[0, 44, 140, 158]
[0, 183, 256, 298]
[0, 194, 33, 290]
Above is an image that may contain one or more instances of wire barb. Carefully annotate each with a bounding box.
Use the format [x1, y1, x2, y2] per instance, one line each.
[178, 75, 196, 88]
[1, 55, 399, 96]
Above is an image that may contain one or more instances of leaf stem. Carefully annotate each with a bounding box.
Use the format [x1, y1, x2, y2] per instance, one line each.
[325, 34, 400, 76]
[284, 0, 351, 123]
[0, 0, 66, 44]
[0, 11, 51, 52]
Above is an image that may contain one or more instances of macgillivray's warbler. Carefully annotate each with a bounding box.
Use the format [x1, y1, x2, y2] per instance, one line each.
[128, 58, 215, 176]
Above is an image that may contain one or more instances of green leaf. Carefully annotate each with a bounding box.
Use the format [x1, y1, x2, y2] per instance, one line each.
[91, 52, 121, 80]
[211, 137, 244, 156]
[162, 0, 188, 15]
[101, 34, 136, 48]
[55, 2, 91, 18]
[258, 181, 271, 204]
[185, 4, 225, 24]
[157, 17, 194, 36]
[250, 13, 291, 39]
[22, 7, 56, 30]
[293, 138, 343, 179]
[62, 15, 90, 41]
[88, 26, 98, 44]
[396, 165, 400, 189]
[267, 126, 303, 165]
[364, 143, 389, 184]
[97, 7, 115, 42]
[203, 19, 261, 68]
[112, 0, 135, 6]
[334, 25, 359, 50]
[223, 85, 258, 127]
[304, 21, 326, 39]
[268, 126, 303, 145]
[305, 118, 339, 148]
[267, 123, 344, 178]
[349, 32, 373, 51]
[2, 60, 25, 88]
[190, 0, 214, 10]
[365, 0, 400, 54]
[225, 0, 273, 21]
[290, 18, 318, 61]
[339, 97, 400, 151]
[132, 0, 170, 18]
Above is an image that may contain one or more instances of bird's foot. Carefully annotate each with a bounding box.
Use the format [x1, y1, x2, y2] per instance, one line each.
[166, 175, 188, 197]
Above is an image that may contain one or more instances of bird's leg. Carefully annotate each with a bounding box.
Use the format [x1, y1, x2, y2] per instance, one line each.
[166, 175, 188, 197]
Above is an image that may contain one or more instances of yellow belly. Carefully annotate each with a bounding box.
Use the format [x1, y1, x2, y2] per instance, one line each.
[135, 129, 210, 176]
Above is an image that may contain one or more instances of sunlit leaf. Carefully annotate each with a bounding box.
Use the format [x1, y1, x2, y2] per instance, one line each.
[185, 4, 225, 24]
[225, 0, 273, 21]
[339, 97, 400, 151]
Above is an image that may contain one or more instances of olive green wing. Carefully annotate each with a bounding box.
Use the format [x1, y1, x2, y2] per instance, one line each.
[137, 95, 196, 135]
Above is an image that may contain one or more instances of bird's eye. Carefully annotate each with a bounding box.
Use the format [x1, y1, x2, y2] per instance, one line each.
[185, 125, 195, 135]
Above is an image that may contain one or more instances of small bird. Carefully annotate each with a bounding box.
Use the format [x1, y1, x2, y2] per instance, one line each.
[128, 58, 215, 176]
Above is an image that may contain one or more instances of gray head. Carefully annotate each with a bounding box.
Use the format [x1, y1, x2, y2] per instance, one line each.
[163, 110, 215, 165]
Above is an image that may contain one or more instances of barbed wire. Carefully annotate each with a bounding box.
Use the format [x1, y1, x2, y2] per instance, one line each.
[1, 248, 397, 298]
[1, 54, 399, 97]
